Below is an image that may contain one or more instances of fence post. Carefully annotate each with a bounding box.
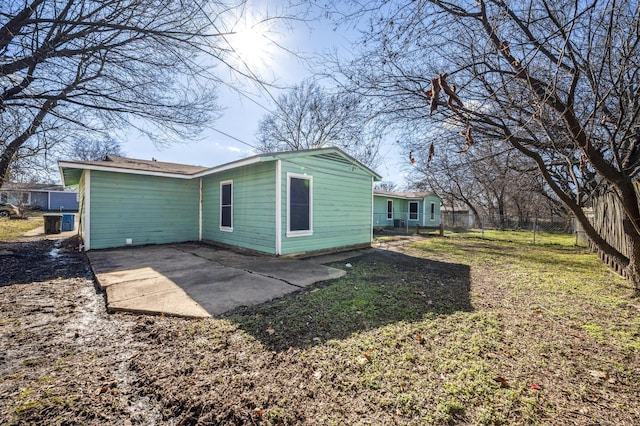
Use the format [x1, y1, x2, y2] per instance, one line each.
[533, 215, 537, 244]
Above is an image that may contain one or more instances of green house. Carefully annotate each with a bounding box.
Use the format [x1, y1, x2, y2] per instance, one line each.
[373, 190, 441, 229]
[59, 148, 382, 255]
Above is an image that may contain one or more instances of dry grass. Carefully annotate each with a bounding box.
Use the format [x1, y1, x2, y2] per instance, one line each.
[1, 234, 639, 425]
[0, 216, 43, 241]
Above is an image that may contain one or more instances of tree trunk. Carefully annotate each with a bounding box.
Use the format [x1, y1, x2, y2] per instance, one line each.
[0, 143, 20, 188]
[623, 217, 640, 296]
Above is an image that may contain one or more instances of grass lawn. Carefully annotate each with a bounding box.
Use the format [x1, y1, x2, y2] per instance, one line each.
[0, 215, 43, 241]
[3, 232, 639, 425]
[127, 233, 640, 425]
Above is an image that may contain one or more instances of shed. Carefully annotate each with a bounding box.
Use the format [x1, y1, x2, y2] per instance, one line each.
[59, 148, 382, 255]
[373, 190, 441, 228]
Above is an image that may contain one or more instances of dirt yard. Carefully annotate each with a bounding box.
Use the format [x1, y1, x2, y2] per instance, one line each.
[1, 235, 639, 425]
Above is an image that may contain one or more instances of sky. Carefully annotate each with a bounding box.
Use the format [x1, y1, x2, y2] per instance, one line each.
[118, 1, 410, 187]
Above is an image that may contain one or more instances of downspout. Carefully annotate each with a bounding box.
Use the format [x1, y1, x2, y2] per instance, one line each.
[275, 159, 282, 255]
[198, 177, 203, 242]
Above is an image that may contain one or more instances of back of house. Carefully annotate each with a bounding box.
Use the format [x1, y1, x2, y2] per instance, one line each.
[59, 148, 381, 255]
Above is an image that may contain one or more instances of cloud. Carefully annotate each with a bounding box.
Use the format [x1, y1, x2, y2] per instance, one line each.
[227, 146, 242, 153]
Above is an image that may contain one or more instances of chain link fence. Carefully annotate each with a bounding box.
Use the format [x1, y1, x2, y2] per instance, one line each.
[374, 210, 589, 246]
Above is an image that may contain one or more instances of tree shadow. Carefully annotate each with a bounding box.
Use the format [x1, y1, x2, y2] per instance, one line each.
[223, 249, 472, 351]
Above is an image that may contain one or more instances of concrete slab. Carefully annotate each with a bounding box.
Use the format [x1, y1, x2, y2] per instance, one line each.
[88, 243, 348, 317]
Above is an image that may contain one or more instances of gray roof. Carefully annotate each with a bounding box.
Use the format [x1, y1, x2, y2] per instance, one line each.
[1, 182, 66, 192]
[60, 147, 383, 187]
[75, 155, 209, 175]
[374, 189, 438, 199]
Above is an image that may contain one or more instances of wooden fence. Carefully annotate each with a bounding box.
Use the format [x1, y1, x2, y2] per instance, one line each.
[590, 184, 640, 278]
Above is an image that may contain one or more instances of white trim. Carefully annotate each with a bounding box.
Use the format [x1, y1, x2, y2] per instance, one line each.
[192, 157, 261, 178]
[198, 178, 203, 241]
[286, 172, 313, 237]
[371, 177, 374, 242]
[423, 198, 427, 226]
[430, 202, 436, 221]
[58, 161, 194, 180]
[387, 199, 393, 220]
[219, 180, 233, 232]
[84, 170, 91, 251]
[47, 192, 51, 210]
[275, 160, 282, 255]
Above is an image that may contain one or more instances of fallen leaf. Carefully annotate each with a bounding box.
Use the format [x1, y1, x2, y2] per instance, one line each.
[266, 327, 275, 335]
[363, 352, 372, 362]
[531, 383, 541, 390]
[493, 376, 510, 388]
[416, 334, 425, 344]
[589, 370, 609, 380]
[255, 408, 263, 417]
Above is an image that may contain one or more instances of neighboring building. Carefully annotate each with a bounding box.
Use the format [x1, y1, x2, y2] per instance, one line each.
[59, 148, 382, 255]
[441, 205, 475, 228]
[373, 190, 441, 229]
[0, 182, 79, 211]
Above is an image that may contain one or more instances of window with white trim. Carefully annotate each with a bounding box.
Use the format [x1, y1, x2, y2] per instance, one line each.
[387, 200, 393, 220]
[409, 201, 419, 220]
[430, 202, 436, 221]
[287, 174, 312, 236]
[220, 181, 233, 231]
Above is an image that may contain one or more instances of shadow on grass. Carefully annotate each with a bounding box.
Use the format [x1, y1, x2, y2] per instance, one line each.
[224, 249, 471, 351]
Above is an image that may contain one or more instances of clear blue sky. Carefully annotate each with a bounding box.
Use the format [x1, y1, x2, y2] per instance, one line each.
[119, 1, 410, 187]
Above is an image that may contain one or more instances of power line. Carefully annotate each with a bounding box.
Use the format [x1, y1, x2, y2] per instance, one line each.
[210, 127, 256, 149]
[192, 0, 285, 113]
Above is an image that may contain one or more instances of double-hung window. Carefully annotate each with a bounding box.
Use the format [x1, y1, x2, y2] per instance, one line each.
[220, 180, 233, 231]
[409, 201, 419, 220]
[287, 173, 312, 236]
[387, 200, 393, 220]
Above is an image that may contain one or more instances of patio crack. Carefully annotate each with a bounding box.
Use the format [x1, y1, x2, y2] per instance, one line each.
[174, 246, 307, 290]
[243, 270, 306, 290]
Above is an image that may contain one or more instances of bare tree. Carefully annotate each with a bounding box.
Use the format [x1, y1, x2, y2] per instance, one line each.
[0, 0, 287, 187]
[70, 137, 124, 162]
[330, 0, 640, 293]
[374, 181, 399, 192]
[255, 80, 382, 167]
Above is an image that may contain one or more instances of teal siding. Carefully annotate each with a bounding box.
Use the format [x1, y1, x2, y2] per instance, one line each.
[373, 196, 394, 227]
[279, 156, 373, 255]
[423, 195, 442, 226]
[202, 162, 276, 254]
[373, 194, 442, 227]
[89, 171, 199, 249]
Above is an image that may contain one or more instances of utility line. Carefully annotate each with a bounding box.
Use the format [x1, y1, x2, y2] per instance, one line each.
[192, 0, 286, 142]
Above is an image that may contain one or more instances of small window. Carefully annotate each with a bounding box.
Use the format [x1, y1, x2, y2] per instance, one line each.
[409, 201, 419, 220]
[387, 200, 393, 220]
[220, 181, 233, 231]
[287, 174, 312, 236]
[430, 202, 436, 221]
